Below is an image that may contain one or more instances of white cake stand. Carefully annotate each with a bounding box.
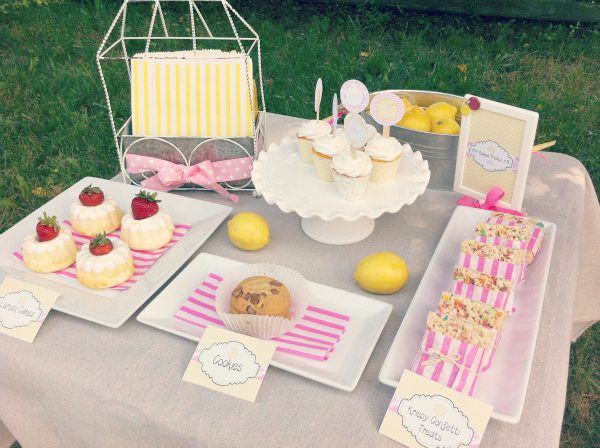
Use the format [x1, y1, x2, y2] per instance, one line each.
[252, 137, 430, 245]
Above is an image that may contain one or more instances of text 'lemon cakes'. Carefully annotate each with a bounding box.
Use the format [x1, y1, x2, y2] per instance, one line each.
[70, 185, 123, 237]
[23, 213, 78, 273]
[76, 233, 134, 289]
[120, 190, 174, 250]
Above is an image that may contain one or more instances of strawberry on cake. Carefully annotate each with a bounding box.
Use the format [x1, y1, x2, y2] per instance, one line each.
[22, 212, 78, 273]
[70, 185, 123, 236]
[76, 233, 134, 289]
[120, 190, 174, 250]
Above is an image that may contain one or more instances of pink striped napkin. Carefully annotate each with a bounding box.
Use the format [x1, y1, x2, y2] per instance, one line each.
[13, 220, 190, 290]
[174, 273, 351, 361]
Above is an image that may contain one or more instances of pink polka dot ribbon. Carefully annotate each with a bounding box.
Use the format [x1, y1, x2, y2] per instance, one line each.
[126, 154, 254, 203]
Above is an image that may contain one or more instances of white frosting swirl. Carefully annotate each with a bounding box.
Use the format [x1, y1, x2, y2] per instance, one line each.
[296, 120, 331, 140]
[364, 135, 404, 161]
[331, 151, 373, 178]
[312, 133, 350, 157]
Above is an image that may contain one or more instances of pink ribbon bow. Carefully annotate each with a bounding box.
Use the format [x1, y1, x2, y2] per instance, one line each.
[126, 154, 254, 203]
[457, 186, 526, 216]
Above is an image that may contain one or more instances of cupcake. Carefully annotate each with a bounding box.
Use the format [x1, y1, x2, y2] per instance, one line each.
[311, 133, 351, 182]
[364, 135, 406, 183]
[215, 263, 309, 340]
[296, 120, 331, 164]
[331, 150, 373, 201]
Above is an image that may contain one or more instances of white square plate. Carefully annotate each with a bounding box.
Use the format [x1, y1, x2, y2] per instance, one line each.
[0, 177, 232, 328]
[378, 206, 556, 423]
[137, 252, 393, 391]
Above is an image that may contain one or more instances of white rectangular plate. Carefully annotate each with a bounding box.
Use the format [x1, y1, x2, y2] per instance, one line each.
[137, 252, 393, 391]
[378, 206, 556, 423]
[0, 177, 232, 328]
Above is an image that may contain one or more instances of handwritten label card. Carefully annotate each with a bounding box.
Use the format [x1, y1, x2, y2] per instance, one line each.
[183, 326, 276, 402]
[0, 277, 60, 343]
[380, 370, 492, 448]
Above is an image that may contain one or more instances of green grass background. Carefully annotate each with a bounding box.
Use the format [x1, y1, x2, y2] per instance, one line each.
[1, 1, 598, 446]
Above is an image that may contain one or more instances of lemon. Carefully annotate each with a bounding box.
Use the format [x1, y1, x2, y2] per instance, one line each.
[425, 102, 458, 122]
[430, 117, 460, 135]
[227, 212, 270, 251]
[354, 252, 409, 294]
[397, 106, 431, 132]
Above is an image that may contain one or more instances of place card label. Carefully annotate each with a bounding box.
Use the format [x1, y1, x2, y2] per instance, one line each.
[182, 326, 276, 402]
[379, 370, 492, 448]
[0, 277, 60, 343]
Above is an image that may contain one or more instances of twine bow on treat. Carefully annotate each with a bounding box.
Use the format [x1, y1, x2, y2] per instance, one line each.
[457, 186, 526, 216]
[126, 154, 254, 203]
[419, 348, 480, 378]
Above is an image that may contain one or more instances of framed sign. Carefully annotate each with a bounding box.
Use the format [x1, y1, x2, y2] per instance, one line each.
[454, 95, 538, 211]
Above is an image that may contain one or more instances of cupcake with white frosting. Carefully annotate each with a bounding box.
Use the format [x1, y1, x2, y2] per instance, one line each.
[331, 150, 373, 201]
[296, 120, 332, 164]
[311, 133, 351, 182]
[364, 135, 406, 183]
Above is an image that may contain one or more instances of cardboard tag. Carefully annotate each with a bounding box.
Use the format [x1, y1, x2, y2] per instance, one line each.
[370, 91, 405, 126]
[182, 326, 276, 402]
[340, 79, 370, 113]
[0, 277, 60, 343]
[380, 370, 492, 448]
[344, 112, 369, 149]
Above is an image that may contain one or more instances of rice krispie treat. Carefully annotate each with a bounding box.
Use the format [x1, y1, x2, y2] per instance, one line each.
[427, 312, 496, 348]
[453, 266, 513, 292]
[475, 222, 531, 242]
[437, 292, 507, 330]
[460, 240, 526, 264]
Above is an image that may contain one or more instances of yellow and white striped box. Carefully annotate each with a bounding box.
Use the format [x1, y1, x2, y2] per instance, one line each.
[130, 50, 256, 138]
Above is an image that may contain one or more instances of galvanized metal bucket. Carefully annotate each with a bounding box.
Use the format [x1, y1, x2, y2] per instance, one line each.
[364, 90, 464, 191]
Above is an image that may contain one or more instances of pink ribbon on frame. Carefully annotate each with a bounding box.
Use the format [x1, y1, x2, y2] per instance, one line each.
[126, 154, 254, 203]
[457, 186, 527, 216]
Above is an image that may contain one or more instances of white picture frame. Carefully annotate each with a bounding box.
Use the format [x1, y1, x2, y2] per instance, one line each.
[454, 95, 539, 211]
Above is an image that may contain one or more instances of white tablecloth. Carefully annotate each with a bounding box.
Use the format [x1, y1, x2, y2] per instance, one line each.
[1, 113, 598, 448]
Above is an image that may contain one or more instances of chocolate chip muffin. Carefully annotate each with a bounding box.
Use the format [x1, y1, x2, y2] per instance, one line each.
[230, 276, 292, 319]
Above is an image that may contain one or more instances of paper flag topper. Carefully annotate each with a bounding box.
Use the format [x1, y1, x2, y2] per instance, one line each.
[315, 78, 323, 120]
[344, 112, 369, 149]
[370, 91, 405, 126]
[340, 80, 370, 113]
[332, 93, 339, 133]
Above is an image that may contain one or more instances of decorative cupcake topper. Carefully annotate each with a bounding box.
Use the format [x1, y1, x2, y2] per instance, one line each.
[314, 78, 323, 120]
[344, 112, 369, 158]
[370, 91, 405, 138]
[331, 93, 339, 134]
[340, 80, 370, 113]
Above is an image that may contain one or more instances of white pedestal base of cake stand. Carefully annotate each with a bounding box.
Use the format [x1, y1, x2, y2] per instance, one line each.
[252, 137, 430, 246]
[300, 216, 375, 245]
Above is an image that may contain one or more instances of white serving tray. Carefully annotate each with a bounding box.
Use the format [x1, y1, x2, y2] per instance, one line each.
[0, 177, 232, 328]
[137, 252, 393, 391]
[378, 206, 556, 423]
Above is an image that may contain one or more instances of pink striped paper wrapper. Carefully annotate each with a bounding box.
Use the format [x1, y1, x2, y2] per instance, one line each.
[486, 217, 544, 260]
[458, 251, 526, 286]
[481, 331, 502, 373]
[411, 329, 488, 396]
[13, 220, 190, 290]
[450, 280, 515, 314]
[174, 273, 350, 362]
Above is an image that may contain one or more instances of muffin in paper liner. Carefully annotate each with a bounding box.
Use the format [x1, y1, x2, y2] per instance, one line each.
[369, 156, 402, 184]
[297, 137, 315, 164]
[215, 263, 310, 340]
[332, 168, 371, 201]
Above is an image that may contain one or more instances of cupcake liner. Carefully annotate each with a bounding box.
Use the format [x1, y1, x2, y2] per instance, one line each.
[332, 169, 371, 201]
[296, 137, 314, 164]
[312, 151, 334, 182]
[369, 156, 402, 184]
[215, 263, 310, 340]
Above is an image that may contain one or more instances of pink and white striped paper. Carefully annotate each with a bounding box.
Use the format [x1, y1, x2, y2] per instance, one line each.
[458, 251, 526, 285]
[411, 329, 488, 396]
[486, 217, 544, 259]
[174, 273, 351, 361]
[450, 280, 515, 314]
[13, 220, 190, 291]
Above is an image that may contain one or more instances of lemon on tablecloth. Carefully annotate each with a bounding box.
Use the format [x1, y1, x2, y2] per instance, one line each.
[354, 251, 409, 294]
[227, 212, 270, 251]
